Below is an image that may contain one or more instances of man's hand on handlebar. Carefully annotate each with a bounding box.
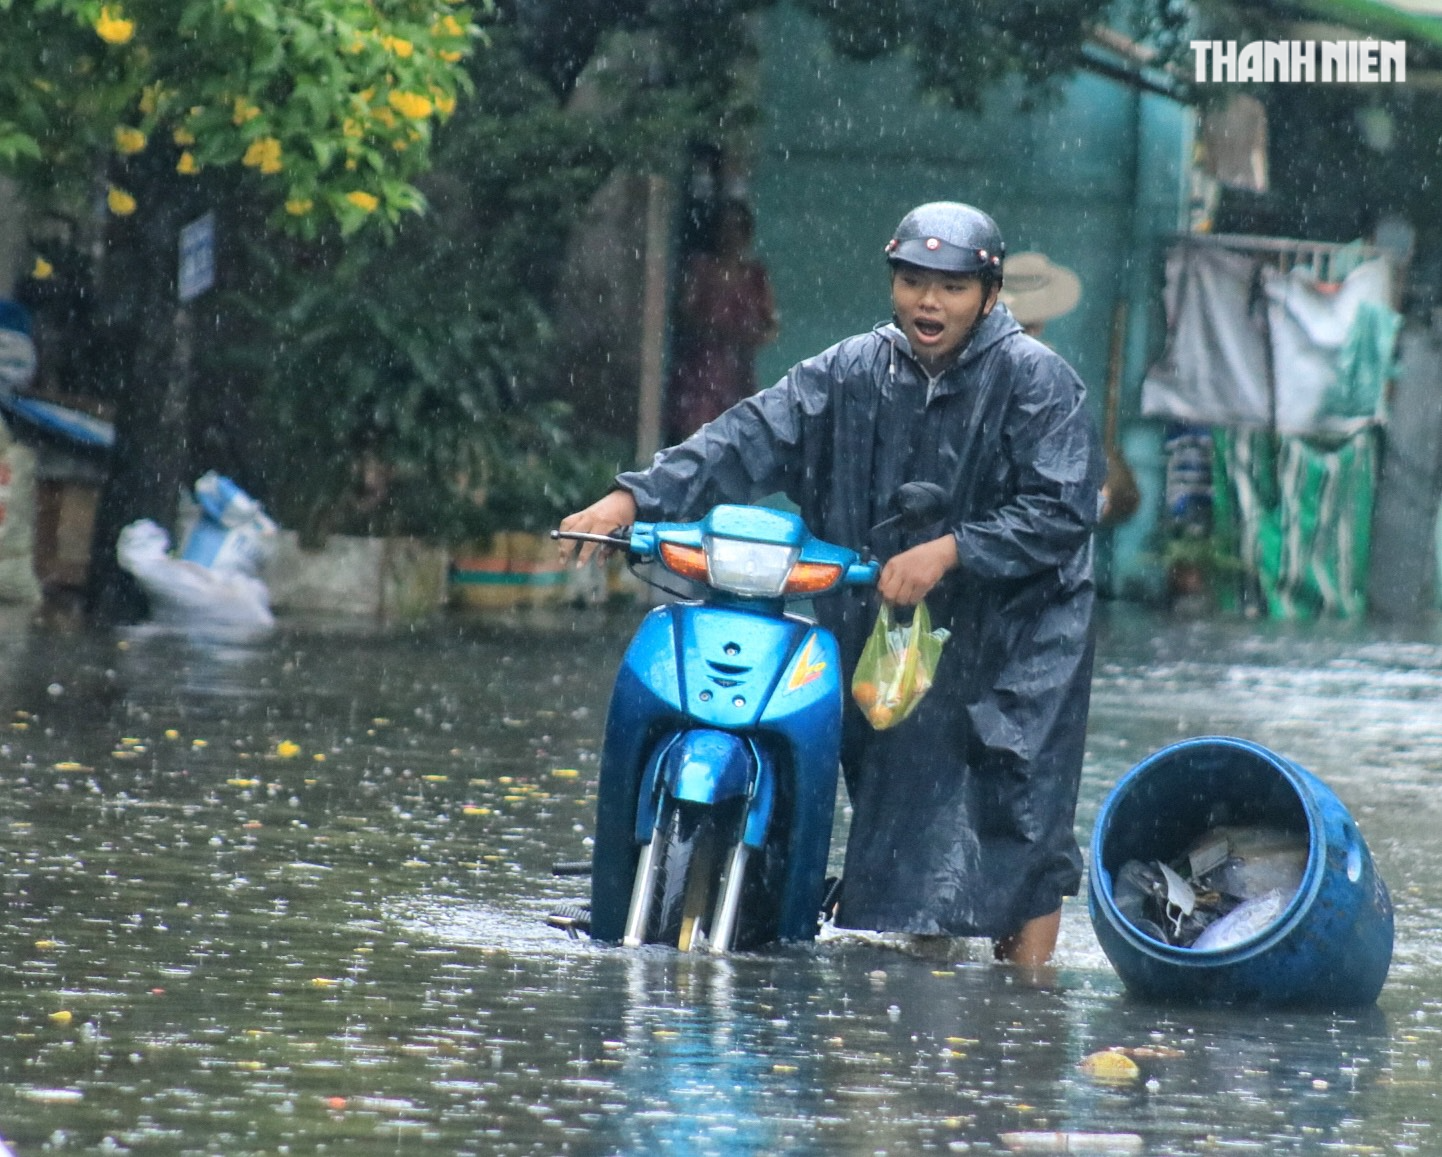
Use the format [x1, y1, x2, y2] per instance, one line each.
[556, 489, 639, 567]
[877, 534, 958, 607]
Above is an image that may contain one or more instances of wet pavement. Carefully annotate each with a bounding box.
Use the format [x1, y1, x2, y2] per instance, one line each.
[1, 599, 1441, 1154]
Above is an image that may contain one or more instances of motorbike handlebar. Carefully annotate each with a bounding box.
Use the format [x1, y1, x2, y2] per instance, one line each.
[550, 529, 632, 549]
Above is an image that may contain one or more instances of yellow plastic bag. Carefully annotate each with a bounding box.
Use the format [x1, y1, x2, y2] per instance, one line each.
[851, 600, 951, 730]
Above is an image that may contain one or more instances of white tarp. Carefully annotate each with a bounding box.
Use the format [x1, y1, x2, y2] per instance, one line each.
[1142, 244, 1395, 437]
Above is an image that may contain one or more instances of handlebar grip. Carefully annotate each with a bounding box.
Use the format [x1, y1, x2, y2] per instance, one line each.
[550, 529, 631, 548]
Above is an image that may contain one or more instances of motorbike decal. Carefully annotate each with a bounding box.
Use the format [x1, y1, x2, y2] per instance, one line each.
[785, 636, 827, 693]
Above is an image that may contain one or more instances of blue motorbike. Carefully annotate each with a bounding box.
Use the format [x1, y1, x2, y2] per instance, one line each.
[551, 486, 943, 953]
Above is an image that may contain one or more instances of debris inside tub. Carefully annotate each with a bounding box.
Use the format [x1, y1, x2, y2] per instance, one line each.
[1111, 825, 1308, 950]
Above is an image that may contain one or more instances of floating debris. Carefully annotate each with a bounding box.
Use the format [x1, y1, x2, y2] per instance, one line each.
[1000, 1132, 1143, 1154]
[1078, 1049, 1140, 1083]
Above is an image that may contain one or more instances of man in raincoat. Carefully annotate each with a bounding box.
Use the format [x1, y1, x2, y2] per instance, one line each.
[559, 202, 1103, 966]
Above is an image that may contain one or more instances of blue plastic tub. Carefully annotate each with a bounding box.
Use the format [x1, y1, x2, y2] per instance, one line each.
[1088, 736, 1393, 1008]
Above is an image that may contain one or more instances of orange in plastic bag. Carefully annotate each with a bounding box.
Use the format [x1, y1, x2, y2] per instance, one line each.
[850, 600, 950, 730]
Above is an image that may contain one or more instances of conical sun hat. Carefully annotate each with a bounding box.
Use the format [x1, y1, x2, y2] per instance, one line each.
[998, 252, 1081, 326]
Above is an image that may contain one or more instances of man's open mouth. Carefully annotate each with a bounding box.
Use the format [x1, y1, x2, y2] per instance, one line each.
[913, 318, 945, 338]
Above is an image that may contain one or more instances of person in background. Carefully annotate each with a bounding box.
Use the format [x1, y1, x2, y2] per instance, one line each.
[561, 202, 1102, 968]
[663, 198, 778, 445]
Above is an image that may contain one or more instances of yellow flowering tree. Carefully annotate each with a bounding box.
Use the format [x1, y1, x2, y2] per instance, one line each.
[0, 0, 477, 236]
[0, 0, 478, 617]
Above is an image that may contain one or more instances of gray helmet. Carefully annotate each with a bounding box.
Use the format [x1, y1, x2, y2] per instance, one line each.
[884, 202, 1005, 277]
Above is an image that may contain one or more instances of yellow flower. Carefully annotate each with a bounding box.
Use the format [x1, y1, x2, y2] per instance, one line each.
[347, 38, 366, 54]
[242, 137, 283, 174]
[173, 127, 195, 146]
[342, 118, 364, 139]
[345, 190, 379, 213]
[434, 93, 456, 116]
[381, 35, 414, 57]
[285, 197, 313, 217]
[373, 107, 397, 129]
[94, 6, 134, 44]
[138, 83, 163, 115]
[387, 91, 433, 119]
[106, 186, 137, 216]
[32, 257, 53, 280]
[439, 49, 462, 63]
[176, 151, 198, 175]
[345, 157, 358, 171]
[433, 15, 463, 36]
[392, 138, 409, 152]
[114, 126, 146, 154]
[232, 97, 261, 125]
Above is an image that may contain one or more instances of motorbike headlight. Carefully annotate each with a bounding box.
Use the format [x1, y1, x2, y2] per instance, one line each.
[704, 537, 799, 598]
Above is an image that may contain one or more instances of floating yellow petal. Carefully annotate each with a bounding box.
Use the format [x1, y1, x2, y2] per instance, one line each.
[114, 126, 146, 154]
[94, 6, 134, 44]
[275, 741, 301, 759]
[1079, 1049, 1141, 1083]
[176, 151, 198, 175]
[32, 257, 53, 280]
[48, 1010, 73, 1025]
[106, 186, 137, 216]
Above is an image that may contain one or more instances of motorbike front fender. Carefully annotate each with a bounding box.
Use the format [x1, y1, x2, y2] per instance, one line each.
[634, 729, 755, 842]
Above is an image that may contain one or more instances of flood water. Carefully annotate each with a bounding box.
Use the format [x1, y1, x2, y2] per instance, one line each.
[1, 599, 1441, 1155]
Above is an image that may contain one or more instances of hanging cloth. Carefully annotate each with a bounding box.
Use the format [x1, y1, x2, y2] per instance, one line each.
[1214, 427, 1377, 620]
[1142, 245, 1272, 428]
[1262, 257, 1397, 437]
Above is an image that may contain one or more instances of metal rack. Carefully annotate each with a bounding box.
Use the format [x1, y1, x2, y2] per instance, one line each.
[1170, 232, 1380, 284]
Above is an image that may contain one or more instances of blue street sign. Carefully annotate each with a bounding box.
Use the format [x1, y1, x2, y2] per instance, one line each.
[178, 211, 215, 302]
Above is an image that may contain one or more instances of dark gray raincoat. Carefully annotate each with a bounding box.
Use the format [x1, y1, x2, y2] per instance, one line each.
[616, 303, 1104, 939]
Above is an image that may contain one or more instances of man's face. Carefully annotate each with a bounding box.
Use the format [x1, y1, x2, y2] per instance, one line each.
[890, 265, 999, 372]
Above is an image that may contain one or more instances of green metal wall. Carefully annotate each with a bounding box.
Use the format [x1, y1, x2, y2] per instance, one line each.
[749, 5, 1191, 598]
